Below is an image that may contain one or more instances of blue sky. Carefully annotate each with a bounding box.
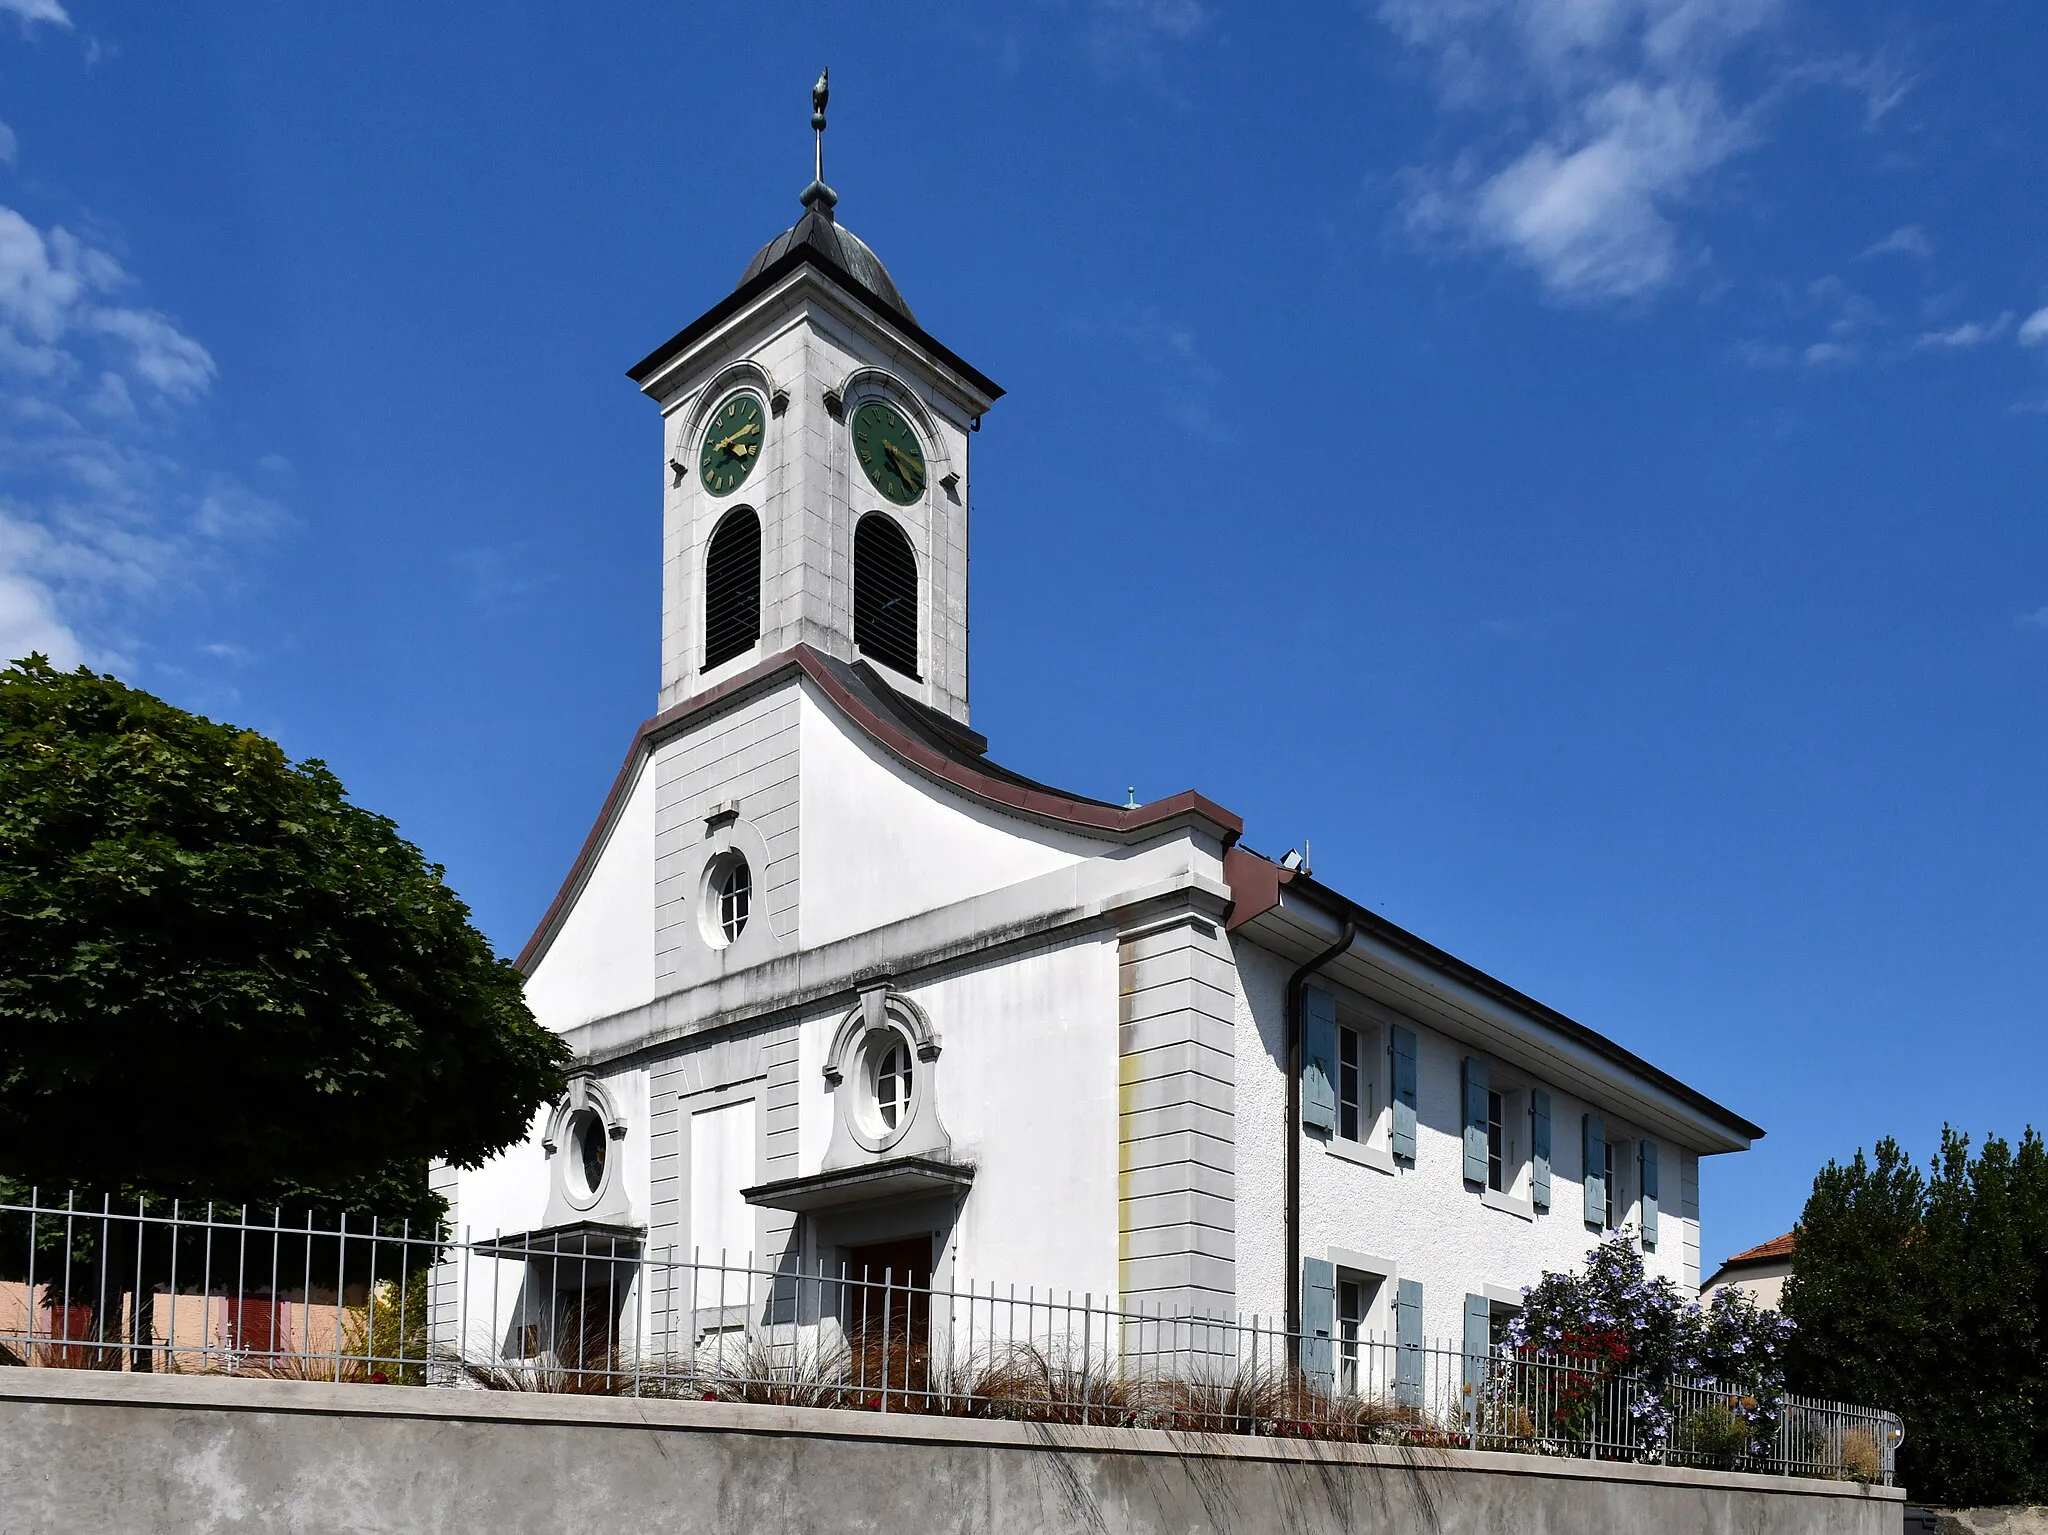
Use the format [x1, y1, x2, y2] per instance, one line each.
[2, 1, 2044, 1270]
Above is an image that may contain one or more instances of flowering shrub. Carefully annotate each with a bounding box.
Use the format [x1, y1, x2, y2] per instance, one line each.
[1504, 1236, 1792, 1457]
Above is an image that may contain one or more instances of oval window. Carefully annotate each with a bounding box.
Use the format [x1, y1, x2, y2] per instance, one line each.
[572, 1110, 608, 1198]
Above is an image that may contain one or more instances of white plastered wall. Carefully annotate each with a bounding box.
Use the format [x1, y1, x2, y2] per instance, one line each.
[522, 761, 656, 1033]
[793, 930, 1122, 1298]
[796, 684, 1106, 949]
[1232, 941, 1705, 1344]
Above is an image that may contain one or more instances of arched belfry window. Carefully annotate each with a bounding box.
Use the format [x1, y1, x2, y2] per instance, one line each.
[703, 507, 761, 671]
[853, 513, 919, 679]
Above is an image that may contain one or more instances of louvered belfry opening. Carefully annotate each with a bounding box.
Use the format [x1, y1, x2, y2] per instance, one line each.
[853, 513, 919, 679]
[702, 508, 762, 671]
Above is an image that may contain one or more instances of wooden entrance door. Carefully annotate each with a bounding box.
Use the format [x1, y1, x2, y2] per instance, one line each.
[844, 1236, 932, 1408]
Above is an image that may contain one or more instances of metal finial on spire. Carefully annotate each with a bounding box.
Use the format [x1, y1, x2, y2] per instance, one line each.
[801, 68, 838, 216]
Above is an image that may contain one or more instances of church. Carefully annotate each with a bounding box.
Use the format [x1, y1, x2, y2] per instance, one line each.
[443, 81, 1762, 1375]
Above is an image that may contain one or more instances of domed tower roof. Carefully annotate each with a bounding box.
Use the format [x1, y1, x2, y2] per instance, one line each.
[628, 70, 999, 403]
[737, 205, 916, 327]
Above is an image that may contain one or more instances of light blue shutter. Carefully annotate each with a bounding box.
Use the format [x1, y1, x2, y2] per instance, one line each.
[1463, 1293, 1492, 1410]
[1462, 1058, 1490, 1184]
[1583, 1113, 1607, 1228]
[1301, 1257, 1336, 1389]
[1640, 1140, 1660, 1249]
[1390, 1026, 1418, 1160]
[1530, 1089, 1552, 1210]
[1394, 1278, 1424, 1408]
[1302, 985, 1338, 1134]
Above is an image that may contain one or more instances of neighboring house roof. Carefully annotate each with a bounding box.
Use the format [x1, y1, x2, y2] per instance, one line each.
[1702, 1231, 1796, 1295]
[521, 646, 1766, 1151]
[1721, 1232, 1796, 1269]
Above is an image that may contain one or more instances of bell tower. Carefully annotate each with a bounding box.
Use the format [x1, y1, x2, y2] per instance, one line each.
[627, 73, 1003, 727]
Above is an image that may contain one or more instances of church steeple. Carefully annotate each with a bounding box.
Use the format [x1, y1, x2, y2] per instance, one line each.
[627, 75, 1003, 727]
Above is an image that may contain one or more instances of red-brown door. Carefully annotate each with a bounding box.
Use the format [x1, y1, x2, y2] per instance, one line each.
[844, 1237, 932, 1408]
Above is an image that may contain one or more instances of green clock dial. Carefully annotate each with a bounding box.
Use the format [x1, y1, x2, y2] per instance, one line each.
[699, 392, 766, 496]
[851, 401, 926, 505]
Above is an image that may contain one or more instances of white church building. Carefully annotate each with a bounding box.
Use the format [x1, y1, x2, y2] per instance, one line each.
[444, 95, 1762, 1376]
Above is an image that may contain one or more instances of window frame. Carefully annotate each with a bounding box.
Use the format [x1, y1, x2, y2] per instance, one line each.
[717, 858, 751, 943]
[873, 1037, 912, 1131]
[1326, 1004, 1394, 1174]
[1485, 1088, 1507, 1192]
[1327, 1254, 1393, 1396]
[1471, 1064, 1535, 1219]
[1338, 1025, 1363, 1142]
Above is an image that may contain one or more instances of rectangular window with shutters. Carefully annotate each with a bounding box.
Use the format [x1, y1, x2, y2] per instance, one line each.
[1337, 1275, 1380, 1395]
[1328, 1011, 1390, 1170]
[1466, 1057, 1533, 1213]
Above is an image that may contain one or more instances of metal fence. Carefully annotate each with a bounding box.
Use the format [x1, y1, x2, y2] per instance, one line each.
[0, 1193, 1900, 1482]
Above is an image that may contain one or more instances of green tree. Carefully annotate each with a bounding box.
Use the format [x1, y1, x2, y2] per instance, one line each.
[0, 654, 570, 1212]
[1783, 1127, 2048, 1505]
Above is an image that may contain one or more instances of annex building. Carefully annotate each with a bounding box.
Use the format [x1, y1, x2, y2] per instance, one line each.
[443, 101, 1762, 1376]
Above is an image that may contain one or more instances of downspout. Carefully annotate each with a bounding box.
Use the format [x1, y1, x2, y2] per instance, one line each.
[1284, 920, 1357, 1339]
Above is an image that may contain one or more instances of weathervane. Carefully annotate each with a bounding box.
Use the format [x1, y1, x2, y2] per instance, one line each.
[801, 68, 838, 215]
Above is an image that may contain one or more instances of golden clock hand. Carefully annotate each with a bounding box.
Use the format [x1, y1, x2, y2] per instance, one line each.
[883, 441, 923, 484]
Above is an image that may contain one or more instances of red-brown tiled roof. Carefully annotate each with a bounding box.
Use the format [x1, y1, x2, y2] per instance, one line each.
[1722, 1231, 1795, 1267]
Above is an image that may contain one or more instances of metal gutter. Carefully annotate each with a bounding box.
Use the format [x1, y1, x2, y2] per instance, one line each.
[1283, 922, 1356, 1338]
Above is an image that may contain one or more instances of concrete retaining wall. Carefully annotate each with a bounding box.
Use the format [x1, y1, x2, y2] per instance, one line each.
[0, 1371, 1905, 1535]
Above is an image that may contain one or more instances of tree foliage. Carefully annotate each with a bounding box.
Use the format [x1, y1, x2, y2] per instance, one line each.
[1783, 1127, 2048, 1506]
[0, 655, 570, 1212]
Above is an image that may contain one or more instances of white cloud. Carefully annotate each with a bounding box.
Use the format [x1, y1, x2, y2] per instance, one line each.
[0, 0, 70, 27]
[1381, 2, 1910, 308]
[86, 307, 215, 399]
[453, 543, 555, 612]
[194, 476, 289, 539]
[1381, 0, 1781, 304]
[0, 513, 84, 665]
[2016, 607, 2048, 630]
[1917, 314, 2011, 350]
[1075, 0, 1211, 86]
[1804, 340, 1854, 367]
[1860, 225, 1930, 261]
[0, 203, 273, 670]
[2019, 307, 2048, 348]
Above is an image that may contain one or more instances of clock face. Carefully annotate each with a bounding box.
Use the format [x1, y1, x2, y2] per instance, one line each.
[699, 392, 766, 496]
[851, 401, 926, 505]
